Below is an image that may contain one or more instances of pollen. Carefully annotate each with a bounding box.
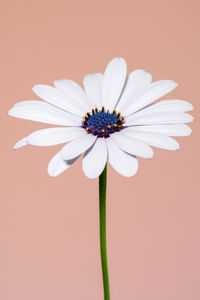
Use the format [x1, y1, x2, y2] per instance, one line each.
[82, 106, 125, 138]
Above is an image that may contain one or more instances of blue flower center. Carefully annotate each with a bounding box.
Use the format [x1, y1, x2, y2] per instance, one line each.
[82, 106, 125, 138]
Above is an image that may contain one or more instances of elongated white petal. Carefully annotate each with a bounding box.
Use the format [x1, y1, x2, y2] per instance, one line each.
[12, 100, 80, 121]
[102, 57, 127, 111]
[148, 99, 193, 112]
[128, 124, 192, 136]
[54, 79, 90, 111]
[106, 138, 138, 177]
[13, 137, 27, 150]
[48, 149, 79, 177]
[116, 69, 152, 111]
[122, 80, 178, 116]
[61, 134, 97, 160]
[83, 73, 103, 108]
[8, 101, 81, 126]
[27, 127, 85, 146]
[33, 84, 85, 116]
[126, 112, 194, 126]
[128, 99, 193, 120]
[82, 138, 107, 179]
[110, 132, 153, 159]
[123, 128, 179, 150]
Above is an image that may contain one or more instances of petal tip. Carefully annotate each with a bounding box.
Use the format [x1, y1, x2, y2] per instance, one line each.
[8, 109, 13, 116]
[148, 150, 154, 159]
[189, 103, 194, 111]
[47, 168, 57, 177]
[53, 79, 63, 87]
[85, 173, 98, 180]
[32, 85, 38, 91]
[107, 56, 127, 66]
[175, 142, 180, 151]
[171, 80, 178, 88]
[32, 84, 44, 94]
[48, 173, 57, 178]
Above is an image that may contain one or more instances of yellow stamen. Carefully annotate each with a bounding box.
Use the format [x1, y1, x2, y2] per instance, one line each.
[122, 116, 125, 120]
[114, 123, 117, 127]
[86, 127, 89, 131]
[102, 129, 105, 133]
[83, 119, 86, 122]
[107, 125, 111, 129]
[119, 118, 122, 121]
[113, 109, 116, 114]
[117, 125, 120, 128]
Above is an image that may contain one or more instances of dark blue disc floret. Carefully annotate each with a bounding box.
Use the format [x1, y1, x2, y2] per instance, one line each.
[82, 106, 125, 138]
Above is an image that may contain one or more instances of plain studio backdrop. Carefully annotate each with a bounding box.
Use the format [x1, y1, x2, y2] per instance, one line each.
[0, 0, 200, 299]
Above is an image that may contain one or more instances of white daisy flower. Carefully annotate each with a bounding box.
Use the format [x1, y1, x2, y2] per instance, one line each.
[8, 57, 194, 179]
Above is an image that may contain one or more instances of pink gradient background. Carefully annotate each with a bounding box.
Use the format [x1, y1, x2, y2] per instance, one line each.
[1, 0, 200, 299]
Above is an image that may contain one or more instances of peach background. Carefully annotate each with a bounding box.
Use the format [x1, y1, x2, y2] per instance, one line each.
[1, 0, 200, 299]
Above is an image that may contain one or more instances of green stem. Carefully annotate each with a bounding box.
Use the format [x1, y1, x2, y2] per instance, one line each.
[99, 164, 110, 300]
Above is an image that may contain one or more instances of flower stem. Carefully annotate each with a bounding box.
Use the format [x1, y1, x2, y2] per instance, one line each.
[99, 164, 110, 300]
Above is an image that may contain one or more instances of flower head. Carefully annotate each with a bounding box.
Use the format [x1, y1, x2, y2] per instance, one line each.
[8, 57, 194, 178]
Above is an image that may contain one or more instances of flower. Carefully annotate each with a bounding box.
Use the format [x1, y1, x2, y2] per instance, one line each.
[8, 57, 194, 179]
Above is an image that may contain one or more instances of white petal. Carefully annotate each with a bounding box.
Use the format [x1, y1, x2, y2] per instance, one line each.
[48, 149, 79, 177]
[116, 69, 152, 111]
[33, 84, 85, 116]
[13, 137, 27, 150]
[126, 112, 194, 126]
[128, 124, 192, 136]
[54, 79, 90, 111]
[102, 57, 127, 111]
[83, 73, 103, 108]
[110, 132, 153, 159]
[27, 127, 86, 146]
[149, 99, 193, 112]
[124, 128, 179, 150]
[127, 99, 194, 120]
[82, 138, 107, 179]
[106, 138, 138, 177]
[122, 80, 178, 116]
[61, 134, 97, 160]
[8, 101, 81, 126]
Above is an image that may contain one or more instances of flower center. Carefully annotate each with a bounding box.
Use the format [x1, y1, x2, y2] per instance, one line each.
[82, 106, 125, 138]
